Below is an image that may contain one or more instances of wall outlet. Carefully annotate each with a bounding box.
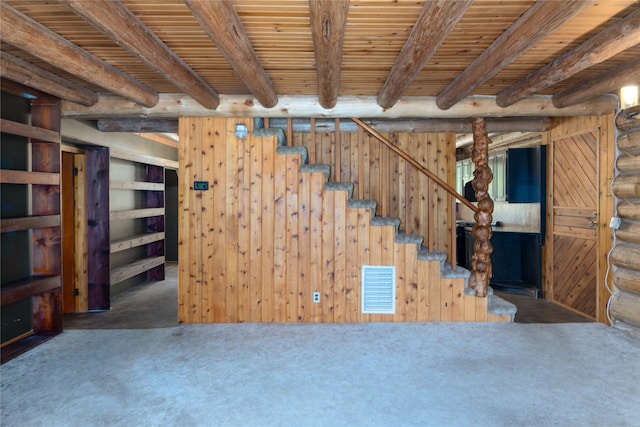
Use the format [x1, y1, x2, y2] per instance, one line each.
[312, 292, 320, 303]
[609, 216, 621, 230]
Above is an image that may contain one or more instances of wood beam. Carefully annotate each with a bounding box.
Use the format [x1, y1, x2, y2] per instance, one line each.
[436, 0, 591, 110]
[97, 119, 179, 133]
[134, 133, 179, 150]
[0, 51, 98, 106]
[309, 0, 349, 109]
[497, 8, 640, 107]
[0, 1, 158, 107]
[377, 0, 472, 109]
[60, 0, 219, 110]
[62, 94, 617, 119]
[185, 0, 277, 108]
[553, 58, 640, 108]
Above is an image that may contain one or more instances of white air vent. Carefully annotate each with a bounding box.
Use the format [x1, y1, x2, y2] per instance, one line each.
[361, 265, 396, 314]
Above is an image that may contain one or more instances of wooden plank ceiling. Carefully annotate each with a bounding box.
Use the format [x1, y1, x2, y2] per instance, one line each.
[1, 0, 639, 119]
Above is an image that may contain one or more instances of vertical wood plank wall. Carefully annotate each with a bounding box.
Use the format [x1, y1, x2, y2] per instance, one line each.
[178, 117, 506, 324]
[291, 129, 454, 254]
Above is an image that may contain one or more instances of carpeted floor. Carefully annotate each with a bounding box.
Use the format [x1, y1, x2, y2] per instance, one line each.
[2, 322, 639, 427]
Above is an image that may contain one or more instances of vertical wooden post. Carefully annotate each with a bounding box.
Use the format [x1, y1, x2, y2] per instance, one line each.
[468, 118, 494, 297]
[146, 165, 165, 281]
[85, 147, 110, 310]
[30, 97, 62, 334]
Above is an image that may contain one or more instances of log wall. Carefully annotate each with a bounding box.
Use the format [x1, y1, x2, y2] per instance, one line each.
[177, 117, 508, 324]
[610, 107, 640, 335]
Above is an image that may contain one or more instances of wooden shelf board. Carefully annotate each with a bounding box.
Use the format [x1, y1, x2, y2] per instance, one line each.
[0, 169, 59, 185]
[110, 256, 165, 285]
[111, 232, 165, 253]
[1, 215, 60, 233]
[1, 275, 61, 306]
[110, 180, 164, 191]
[0, 118, 60, 143]
[110, 207, 164, 221]
[110, 147, 178, 169]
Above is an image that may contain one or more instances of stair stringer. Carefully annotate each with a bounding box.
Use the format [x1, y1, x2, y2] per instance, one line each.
[270, 136, 515, 323]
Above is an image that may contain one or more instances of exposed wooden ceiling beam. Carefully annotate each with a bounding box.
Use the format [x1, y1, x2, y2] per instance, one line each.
[60, 0, 219, 110]
[436, 0, 591, 110]
[185, 0, 277, 109]
[309, 0, 349, 110]
[0, 1, 158, 108]
[376, 0, 472, 109]
[552, 58, 640, 108]
[97, 118, 180, 133]
[497, 8, 640, 108]
[90, 116, 552, 135]
[133, 133, 179, 150]
[62, 94, 617, 119]
[1, 51, 98, 106]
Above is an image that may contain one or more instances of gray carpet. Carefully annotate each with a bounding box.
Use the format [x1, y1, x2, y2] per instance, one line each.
[2, 323, 639, 427]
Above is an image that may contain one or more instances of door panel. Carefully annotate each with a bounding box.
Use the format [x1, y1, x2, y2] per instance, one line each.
[550, 130, 598, 318]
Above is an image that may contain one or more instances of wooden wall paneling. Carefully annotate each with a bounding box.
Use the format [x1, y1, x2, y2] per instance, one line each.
[199, 118, 212, 322]
[177, 118, 192, 323]
[261, 135, 276, 322]
[297, 169, 311, 323]
[368, 224, 382, 323]
[189, 118, 203, 322]
[333, 189, 347, 323]
[249, 125, 263, 322]
[224, 119, 240, 323]
[381, 225, 395, 320]
[441, 279, 453, 322]
[309, 118, 316, 164]
[309, 172, 324, 323]
[321, 188, 335, 322]
[84, 147, 110, 311]
[211, 120, 227, 323]
[74, 154, 88, 313]
[285, 154, 300, 322]
[598, 115, 615, 323]
[427, 261, 441, 322]
[334, 120, 341, 183]
[237, 121, 251, 323]
[356, 206, 370, 322]
[464, 290, 477, 321]
[394, 242, 407, 322]
[273, 151, 287, 322]
[404, 243, 419, 322]
[344, 203, 359, 323]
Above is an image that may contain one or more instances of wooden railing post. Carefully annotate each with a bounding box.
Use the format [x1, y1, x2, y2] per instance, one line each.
[468, 118, 494, 297]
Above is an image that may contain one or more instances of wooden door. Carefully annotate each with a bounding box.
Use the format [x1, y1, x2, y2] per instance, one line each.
[61, 151, 88, 313]
[549, 130, 599, 318]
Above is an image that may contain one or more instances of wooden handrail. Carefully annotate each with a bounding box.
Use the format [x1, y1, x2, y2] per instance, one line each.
[351, 118, 479, 214]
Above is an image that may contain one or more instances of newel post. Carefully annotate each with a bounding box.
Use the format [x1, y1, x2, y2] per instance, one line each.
[469, 118, 494, 297]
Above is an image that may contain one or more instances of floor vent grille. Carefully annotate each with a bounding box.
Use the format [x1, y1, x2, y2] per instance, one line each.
[361, 265, 396, 314]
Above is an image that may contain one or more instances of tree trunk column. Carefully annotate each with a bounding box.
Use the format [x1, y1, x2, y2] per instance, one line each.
[469, 117, 493, 297]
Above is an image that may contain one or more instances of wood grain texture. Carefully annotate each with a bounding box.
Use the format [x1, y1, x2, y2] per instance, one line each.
[177, 117, 510, 324]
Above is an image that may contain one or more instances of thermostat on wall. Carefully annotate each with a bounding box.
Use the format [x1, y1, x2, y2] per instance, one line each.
[193, 181, 209, 191]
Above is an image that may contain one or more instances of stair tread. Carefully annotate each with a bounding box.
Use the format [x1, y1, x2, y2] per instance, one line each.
[488, 294, 518, 317]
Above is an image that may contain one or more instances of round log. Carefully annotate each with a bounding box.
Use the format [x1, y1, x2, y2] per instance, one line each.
[617, 128, 640, 155]
[618, 201, 640, 220]
[609, 291, 640, 329]
[612, 175, 640, 199]
[616, 153, 640, 173]
[615, 106, 640, 132]
[611, 244, 640, 271]
[616, 219, 640, 245]
[613, 267, 640, 295]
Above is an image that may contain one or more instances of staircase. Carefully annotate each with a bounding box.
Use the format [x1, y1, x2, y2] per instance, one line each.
[254, 119, 516, 323]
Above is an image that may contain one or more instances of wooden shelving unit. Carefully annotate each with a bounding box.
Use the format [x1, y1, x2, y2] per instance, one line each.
[1, 98, 63, 342]
[109, 148, 176, 287]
